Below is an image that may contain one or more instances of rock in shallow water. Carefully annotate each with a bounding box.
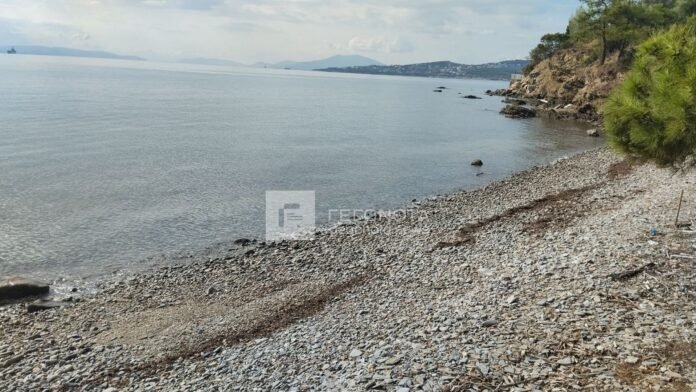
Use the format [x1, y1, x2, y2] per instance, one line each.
[500, 104, 536, 119]
[587, 128, 600, 137]
[0, 276, 49, 301]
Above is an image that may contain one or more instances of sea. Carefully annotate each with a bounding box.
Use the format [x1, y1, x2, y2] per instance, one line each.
[0, 54, 604, 286]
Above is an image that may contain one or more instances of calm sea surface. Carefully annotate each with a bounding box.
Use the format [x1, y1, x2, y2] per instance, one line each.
[0, 55, 603, 283]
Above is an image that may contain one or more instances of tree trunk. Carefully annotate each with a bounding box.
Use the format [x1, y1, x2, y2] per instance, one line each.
[601, 23, 608, 65]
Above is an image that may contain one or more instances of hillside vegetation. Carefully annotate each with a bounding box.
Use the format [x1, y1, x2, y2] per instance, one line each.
[510, 0, 696, 121]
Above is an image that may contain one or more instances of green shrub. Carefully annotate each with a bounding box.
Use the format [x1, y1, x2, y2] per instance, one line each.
[524, 33, 570, 74]
[604, 16, 696, 167]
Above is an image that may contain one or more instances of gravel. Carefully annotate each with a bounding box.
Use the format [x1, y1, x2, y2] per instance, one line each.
[1, 147, 695, 391]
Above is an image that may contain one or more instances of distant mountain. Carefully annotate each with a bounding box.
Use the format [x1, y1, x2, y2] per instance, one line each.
[0, 45, 144, 61]
[179, 58, 246, 67]
[319, 60, 530, 81]
[256, 55, 383, 71]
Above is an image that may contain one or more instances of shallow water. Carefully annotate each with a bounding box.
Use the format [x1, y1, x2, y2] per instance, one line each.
[0, 55, 603, 282]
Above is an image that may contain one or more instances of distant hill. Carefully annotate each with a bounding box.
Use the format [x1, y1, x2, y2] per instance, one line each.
[319, 60, 529, 80]
[0, 46, 144, 61]
[179, 58, 246, 67]
[256, 55, 383, 71]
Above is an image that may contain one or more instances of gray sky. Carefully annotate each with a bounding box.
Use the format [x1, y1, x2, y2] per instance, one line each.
[0, 0, 581, 64]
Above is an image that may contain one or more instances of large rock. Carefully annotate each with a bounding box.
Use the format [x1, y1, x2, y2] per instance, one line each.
[486, 88, 513, 96]
[502, 98, 527, 105]
[0, 276, 49, 300]
[587, 128, 600, 137]
[500, 104, 536, 119]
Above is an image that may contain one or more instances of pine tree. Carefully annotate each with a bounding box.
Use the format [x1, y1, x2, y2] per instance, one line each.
[604, 16, 696, 167]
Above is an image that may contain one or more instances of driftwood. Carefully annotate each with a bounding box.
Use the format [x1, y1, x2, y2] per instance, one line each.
[608, 262, 656, 281]
[675, 190, 684, 227]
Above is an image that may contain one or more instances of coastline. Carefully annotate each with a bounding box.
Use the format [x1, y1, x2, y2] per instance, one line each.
[1, 147, 695, 391]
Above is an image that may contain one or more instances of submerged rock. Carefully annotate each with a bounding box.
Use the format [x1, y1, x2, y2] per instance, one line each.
[471, 159, 483, 167]
[0, 276, 49, 301]
[462, 95, 482, 99]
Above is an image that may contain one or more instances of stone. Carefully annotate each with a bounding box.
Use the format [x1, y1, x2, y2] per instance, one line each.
[384, 356, 401, 366]
[26, 300, 70, 313]
[349, 349, 362, 358]
[0, 276, 49, 300]
[557, 357, 574, 365]
[625, 356, 639, 365]
[664, 370, 683, 380]
[1, 355, 24, 368]
[398, 378, 412, 387]
[502, 98, 527, 105]
[476, 363, 489, 376]
[578, 103, 595, 114]
[500, 104, 536, 119]
[481, 319, 498, 328]
[471, 159, 483, 167]
[587, 129, 600, 137]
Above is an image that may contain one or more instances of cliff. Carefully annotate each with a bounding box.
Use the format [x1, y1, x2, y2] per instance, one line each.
[506, 45, 628, 123]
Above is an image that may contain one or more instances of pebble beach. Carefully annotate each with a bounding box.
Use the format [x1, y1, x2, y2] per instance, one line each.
[1, 147, 695, 391]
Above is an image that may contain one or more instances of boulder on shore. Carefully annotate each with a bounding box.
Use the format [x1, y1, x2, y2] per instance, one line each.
[0, 277, 49, 301]
[471, 159, 483, 166]
[502, 98, 527, 105]
[487, 88, 513, 97]
[500, 104, 536, 119]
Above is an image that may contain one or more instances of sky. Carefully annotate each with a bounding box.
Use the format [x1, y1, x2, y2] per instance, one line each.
[0, 0, 582, 65]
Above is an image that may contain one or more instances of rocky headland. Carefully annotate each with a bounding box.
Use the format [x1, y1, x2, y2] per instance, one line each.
[490, 45, 628, 127]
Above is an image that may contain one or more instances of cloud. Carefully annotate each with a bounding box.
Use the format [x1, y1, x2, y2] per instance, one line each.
[347, 35, 414, 53]
[0, 18, 91, 47]
[0, 0, 582, 64]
